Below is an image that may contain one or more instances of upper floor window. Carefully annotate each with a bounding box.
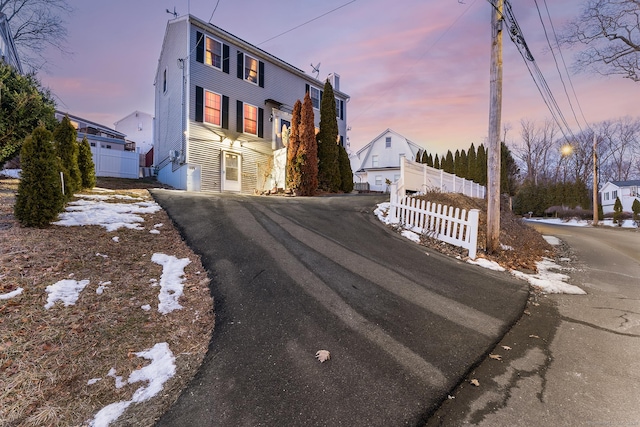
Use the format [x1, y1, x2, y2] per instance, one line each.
[385, 137, 392, 148]
[612, 190, 618, 199]
[206, 36, 222, 69]
[245, 54, 259, 84]
[244, 103, 258, 135]
[205, 90, 222, 126]
[163, 68, 167, 93]
[310, 86, 321, 109]
[335, 98, 345, 120]
[372, 155, 379, 167]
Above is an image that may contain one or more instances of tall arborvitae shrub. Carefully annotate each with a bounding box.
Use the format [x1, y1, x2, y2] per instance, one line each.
[286, 100, 302, 190]
[338, 145, 354, 193]
[434, 154, 440, 169]
[295, 92, 318, 196]
[632, 199, 640, 224]
[459, 150, 468, 179]
[14, 127, 65, 227]
[54, 115, 82, 199]
[426, 153, 433, 167]
[78, 136, 96, 189]
[467, 143, 477, 182]
[613, 196, 623, 226]
[415, 150, 422, 163]
[421, 150, 428, 164]
[316, 79, 340, 192]
[476, 144, 488, 186]
[443, 150, 454, 174]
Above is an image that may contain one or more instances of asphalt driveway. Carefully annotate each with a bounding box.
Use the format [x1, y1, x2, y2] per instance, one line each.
[151, 191, 528, 426]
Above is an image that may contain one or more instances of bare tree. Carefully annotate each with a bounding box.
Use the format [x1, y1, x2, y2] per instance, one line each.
[559, 0, 640, 81]
[0, 0, 72, 73]
[514, 119, 560, 184]
[595, 116, 640, 181]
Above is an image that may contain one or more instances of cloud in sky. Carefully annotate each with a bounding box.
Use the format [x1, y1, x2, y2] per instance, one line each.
[38, 0, 637, 155]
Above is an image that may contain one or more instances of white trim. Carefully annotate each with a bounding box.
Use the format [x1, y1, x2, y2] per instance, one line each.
[204, 34, 224, 70]
[244, 53, 259, 85]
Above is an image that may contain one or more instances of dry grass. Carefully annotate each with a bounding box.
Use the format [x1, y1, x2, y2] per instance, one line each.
[413, 191, 553, 271]
[0, 177, 214, 427]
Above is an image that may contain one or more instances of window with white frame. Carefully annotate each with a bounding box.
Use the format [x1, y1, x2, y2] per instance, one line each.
[205, 36, 223, 69]
[310, 86, 321, 109]
[604, 192, 609, 201]
[612, 190, 618, 199]
[375, 175, 383, 185]
[244, 103, 258, 135]
[385, 137, 391, 148]
[204, 90, 221, 126]
[244, 54, 259, 84]
[372, 155, 379, 167]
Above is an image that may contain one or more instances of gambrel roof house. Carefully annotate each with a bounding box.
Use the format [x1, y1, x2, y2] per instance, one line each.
[599, 180, 640, 214]
[0, 12, 23, 73]
[154, 15, 349, 192]
[351, 129, 426, 192]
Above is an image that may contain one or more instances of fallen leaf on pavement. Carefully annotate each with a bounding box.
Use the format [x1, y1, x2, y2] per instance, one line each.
[501, 345, 512, 351]
[315, 350, 330, 363]
[529, 335, 540, 339]
[470, 379, 480, 387]
[489, 354, 502, 360]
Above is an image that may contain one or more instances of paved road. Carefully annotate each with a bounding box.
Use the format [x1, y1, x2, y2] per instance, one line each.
[427, 223, 640, 426]
[151, 191, 528, 426]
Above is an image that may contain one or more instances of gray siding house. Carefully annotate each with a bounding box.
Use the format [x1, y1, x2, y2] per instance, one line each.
[154, 15, 349, 192]
[0, 12, 22, 73]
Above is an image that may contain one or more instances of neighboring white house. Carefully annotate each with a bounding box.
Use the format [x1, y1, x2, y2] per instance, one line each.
[153, 14, 349, 193]
[352, 129, 426, 192]
[599, 180, 640, 214]
[55, 111, 139, 179]
[114, 111, 154, 155]
[0, 12, 22, 73]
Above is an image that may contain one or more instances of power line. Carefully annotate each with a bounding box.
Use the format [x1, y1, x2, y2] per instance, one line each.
[208, 0, 221, 23]
[257, 1, 357, 46]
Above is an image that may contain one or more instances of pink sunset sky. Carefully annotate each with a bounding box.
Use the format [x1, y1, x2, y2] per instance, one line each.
[39, 0, 637, 155]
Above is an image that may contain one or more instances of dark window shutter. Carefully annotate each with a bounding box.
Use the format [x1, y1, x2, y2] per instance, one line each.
[305, 84, 310, 94]
[258, 61, 265, 88]
[196, 32, 204, 64]
[320, 90, 324, 103]
[236, 100, 243, 133]
[339, 135, 344, 147]
[222, 95, 229, 129]
[237, 51, 244, 79]
[222, 44, 230, 73]
[258, 108, 264, 138]
[195, 86, 204, 122]
[340, 100, 344, 120]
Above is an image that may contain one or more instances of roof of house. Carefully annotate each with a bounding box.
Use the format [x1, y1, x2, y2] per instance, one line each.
[56, 110, 127, 139]
[610, 180, 640, 187]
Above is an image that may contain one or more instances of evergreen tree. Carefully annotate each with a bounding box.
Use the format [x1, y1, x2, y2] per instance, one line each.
[454, 149, 461, 175]
[295, 92, 318, 196]
[0, 63, 57, 167]
[316, 79, 340, 192]
[467, 143, 477, 182]
[286, 100, 302, 190]
[500, 142, 519, 196]
[338, 145, 354, 193]
[77, 136, 96, 189]
[415, 150, 422, 163]
[613, 197, 623, 226]
[421, 150, 428, 164]
[443, 150, 454, 174]
[632, 198, 640, 222]
[434, 154, 440, 169]
[54, 115, 82, 198]
[476, 144, 487, 186]
[14, 127, 65, 227]
[459, 149, 468, 179]
[427, 153, 434, 167]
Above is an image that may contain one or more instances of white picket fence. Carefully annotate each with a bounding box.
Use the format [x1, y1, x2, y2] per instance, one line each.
[390, 195, 480, 259]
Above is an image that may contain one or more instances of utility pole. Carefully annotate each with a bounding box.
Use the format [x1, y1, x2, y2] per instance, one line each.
[487, 0, 503, 253]
[592, 132, 598, 225]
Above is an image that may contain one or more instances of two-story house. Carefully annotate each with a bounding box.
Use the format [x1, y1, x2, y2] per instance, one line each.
[154, 15, 349, 192]
[352, 129, 426, 192]
[0, 12, 23, 73]
[599, 180, 640, 214]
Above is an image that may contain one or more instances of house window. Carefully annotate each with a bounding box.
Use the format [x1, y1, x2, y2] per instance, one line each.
[310, 86, 321, 109]
[372, 155, 379, 167]
[612, 190, 618, 199]
[244, 103, 258, 135]
[604, 192, 609, 201]
[375, 175, 383, 186]
[205, 36, 222, 68]
[385, 137, 391, 148]
[245, 54, 258, 84]
[163, 68, 167, 93]
[90, 142, 96, 147]
[204, 90, 221, 126]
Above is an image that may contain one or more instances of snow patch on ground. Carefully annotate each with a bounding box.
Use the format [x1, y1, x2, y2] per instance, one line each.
[467, 258, 506, 272]
[401, 230, 421, 243]
[542, 235, 562, 246]
[511, 258, 586, 295]
[89, 343, 176, 427]
[151, 253, 191, 314]
[0, 287, 23, 300]
[44, 279, 90, 309]
[0, 168, 20, 178]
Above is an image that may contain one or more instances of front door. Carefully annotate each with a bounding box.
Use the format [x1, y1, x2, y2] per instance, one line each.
[222, 152, 241, 192]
